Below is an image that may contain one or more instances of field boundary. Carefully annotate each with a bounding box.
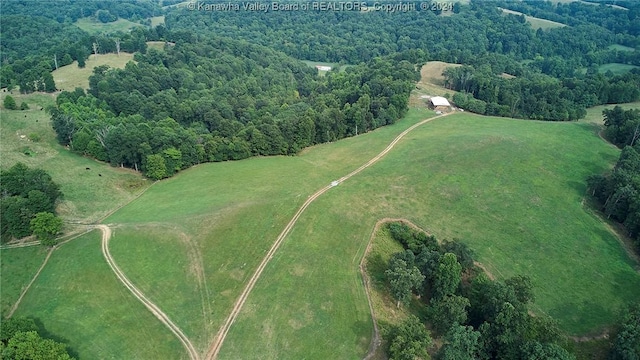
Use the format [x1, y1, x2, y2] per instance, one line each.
[206, 112, 452, 359]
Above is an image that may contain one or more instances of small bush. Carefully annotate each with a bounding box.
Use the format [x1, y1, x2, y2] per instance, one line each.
[28, 133, 41, 142]
[20, 101, 29, 110]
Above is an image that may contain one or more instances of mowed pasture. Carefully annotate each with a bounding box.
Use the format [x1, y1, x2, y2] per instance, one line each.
[52, 53, 135, 91]
[301, 60, 349, 76]
[74, 17, 144, 35]
[608, 44, 636, 52]
[95, 109, 639, 358]
[6, 104, 639, 358]
[0, 92, 150, 223]
[220, 113, 639, 359]
[500, 8, 567, 30]
[104, 109, 435, 354]
[11, 230, 187, 359]
[0, 245, 48, 316]
[598, 63, 640, 75]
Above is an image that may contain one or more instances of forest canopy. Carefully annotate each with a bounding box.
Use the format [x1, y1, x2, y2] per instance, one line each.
[50, 37, 417, 179]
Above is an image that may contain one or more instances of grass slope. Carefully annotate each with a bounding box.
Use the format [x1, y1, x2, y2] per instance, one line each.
[415, 61, 460, 97]
[608, 44, 636, 52]
[150, 16, 165, 27]
[0, 245, 49, 316]
[0, 92, 150, 223]
[12, 230, 186, 359]
[300, 60, 349, 76]
[598, 63, 640, 75]
[582, 101, 640, 124]
[74, 17, 144, 35]
[104, 109, 434, 353]
[220, 113, 639, 359]
[501, 8, 567, 30]
[52, 53, 135, 91]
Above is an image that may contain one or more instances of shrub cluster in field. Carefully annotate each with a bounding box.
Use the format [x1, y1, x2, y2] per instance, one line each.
[382, 222, 574, 360]
[0, 163, 63, 245]
[0, 317, 74, 359]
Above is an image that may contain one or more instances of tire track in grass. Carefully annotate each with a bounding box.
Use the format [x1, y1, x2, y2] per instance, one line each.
[206, 113, 451, 359]
[5, 227, 95, 318]
[99, 225, 200, 360]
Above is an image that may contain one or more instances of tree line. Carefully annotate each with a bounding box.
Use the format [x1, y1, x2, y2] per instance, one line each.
[588, 107, 640, 252]
[444, 65, 640, 120]
[49, 37, 417, 180]
[588, 108, 640, 253]
[381, 222, 576, 360]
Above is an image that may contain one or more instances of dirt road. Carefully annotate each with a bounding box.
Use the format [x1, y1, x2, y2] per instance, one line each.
[205, 113, 451, 359]
[98, 224, 200, 360]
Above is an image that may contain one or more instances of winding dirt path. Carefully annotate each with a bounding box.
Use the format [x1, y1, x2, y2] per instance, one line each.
[360, 218, 426, 360]
[205, 113, 452, 359]
[98, 224, 200, 360]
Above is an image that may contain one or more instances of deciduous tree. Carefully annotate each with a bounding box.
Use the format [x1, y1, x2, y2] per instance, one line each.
[30, 212, 63, 246]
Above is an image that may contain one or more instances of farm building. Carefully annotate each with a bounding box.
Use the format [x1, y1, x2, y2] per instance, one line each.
[316, 65, 332, 71]
[428, 96, 452, 112]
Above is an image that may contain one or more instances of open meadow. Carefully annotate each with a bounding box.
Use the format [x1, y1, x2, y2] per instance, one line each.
[2, 104, 639, 358]
[102, 109, 639, 358]
[598, 63, 640, 75]
[500, 8, 567, 30]
[11, 230, 187, 359]
[0, 92, 150, 224]
[52, 53, 135, 91]
[219, 113, 639, 359]
[0, 245, 49, 316]
[73, 17, 144, 35]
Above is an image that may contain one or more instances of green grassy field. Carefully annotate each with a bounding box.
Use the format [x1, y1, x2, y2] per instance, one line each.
[104, 108, 435, 354]
[74, 17, 144, 35]
[0, 246, 49, 316]
[608, 44, 636, 52]
[219, 113, 639, 358]
[52, 53, 135, 91]
[582, 101, 640, 124]
[301, 60, 350, 76]
[5, 102, 640, 358]
[146, 41, 167, 51]
[12, 230, 187, 359]
[598, 63, 640, 75]
[150, 16, 165, 27]
[0, 92, 150, 223]
[102, 108, 639, 358]
[500, 8, 567, 30]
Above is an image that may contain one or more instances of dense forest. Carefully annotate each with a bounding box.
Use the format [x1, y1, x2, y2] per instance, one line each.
[381, 222, 576, 360]
[163, 0, 640, 119]
[0, 0, 154, 92]
[50, 38, 417, 179]
[0, 164, 64, 244]
[0, 0, 162, 24]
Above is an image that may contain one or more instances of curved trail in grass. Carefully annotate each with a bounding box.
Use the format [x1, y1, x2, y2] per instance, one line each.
[98, 225, 200, 360]
[205, 112, 452, 359]
[360, 218, 426, 360]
